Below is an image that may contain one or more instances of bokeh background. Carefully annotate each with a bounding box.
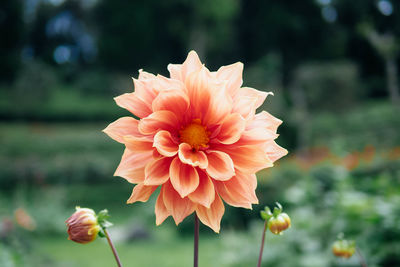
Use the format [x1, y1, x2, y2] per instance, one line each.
[1, 0, 400, 266]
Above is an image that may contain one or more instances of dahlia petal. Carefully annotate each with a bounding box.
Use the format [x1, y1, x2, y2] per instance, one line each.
[133, 78, 157, 107]
[127, 184, 157, 204]
[181, 50, 203, 82]
[167, 64, 183, 81]
[236, 87, 273, 109]
[169, 157, 200, 197]
[196, 193, 225, 233]
[188, 171, 215, 208]
[155, 190, 170, 225]
[153, 130, 179, 157]
[247, 111, 283, 132]
[205, 150, 235, 181]
[232, 96, 257, 121]
[265, 141, 288, 163]
[235, 128, 279, 146]
[216, 62, 243, 96]
[144, 157, 172, 185]
[123, 135, 154, 152]
[114, 93, 152, 118]
[154, 75, 186, 93]
[114, 149, 153, 183]
[103, 117, 141, 143]
[216, 113, 246, 144]
[185, 67, 212, 120]
[162, 181, 195, 225]
[214, 172, 258, 209]
[138, 69, 156, 80]
[152, 89, 189, 117]
[205, 81, 232, 125]
[178, 143, 208, 169]
[138, 110, 179, 135]
[186, 67, 231, 125]
[217, 145, 273, 174]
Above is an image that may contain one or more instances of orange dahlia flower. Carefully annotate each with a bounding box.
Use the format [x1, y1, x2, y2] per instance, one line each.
[104, 51, 287, 232]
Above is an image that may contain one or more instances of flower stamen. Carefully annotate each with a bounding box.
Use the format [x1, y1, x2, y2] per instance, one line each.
[179, 119, 210, 150]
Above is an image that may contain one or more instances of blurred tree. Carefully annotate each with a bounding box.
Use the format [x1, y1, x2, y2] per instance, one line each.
[361, 25, 399, 106]
[335, 0, 400, 100]
[0, 0, 24, 83]
[94, 0, 188, 73]
[238, 0, 342, 84]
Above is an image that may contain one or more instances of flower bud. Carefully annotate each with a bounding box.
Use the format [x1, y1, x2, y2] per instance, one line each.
[332, 239, 356, 258]
[65, 207, 101, 244]
[268, 212, 291, 235]
[261, 202, 291, 235]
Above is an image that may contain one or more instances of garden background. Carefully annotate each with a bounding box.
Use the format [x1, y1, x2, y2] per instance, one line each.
[1, 0, 400, 266]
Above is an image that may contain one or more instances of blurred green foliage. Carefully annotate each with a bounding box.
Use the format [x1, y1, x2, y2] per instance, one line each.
[1, 0, 400, 266]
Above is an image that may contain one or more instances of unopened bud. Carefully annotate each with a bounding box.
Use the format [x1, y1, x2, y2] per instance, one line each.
[65, 207, 101, 244]
[268, 212, 291, 235]
[332, 239, 356, 258]
[261, 202, 291, 235]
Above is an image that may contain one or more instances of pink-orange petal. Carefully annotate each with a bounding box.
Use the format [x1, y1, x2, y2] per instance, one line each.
[205, 150, 235, 181]
[185, 67, 232, 125]
[114, 149, 153, 183]
[153, 130, 179, 157]
[218, 145, 273, 174]
[138, 110, 179, 135]
[181, 50, 203, 82]
[152, 89, 189, 117]
[162, 181, 195, 225]
[231, 96, 257, 121]
[216, 113, 246, 144]
[188, 171, 215, 208]
[132, 78, 157, 108]
[167, 64, 183, 81]
[178, 143, 208, 169]
[103, 117, 141, 143]
[114, 93, 152, 119]
[236, 87, 273, 109]
[169, 157, 200, 197]
[216, 62, 243, 96]
[265, 141, 288, 163]
[247, 111, 283, 132]
[214, 172, 258, 209]
[235, 128, 279, 146]
[127, 184, 157, 204]
[196, 193, 225, 233]
[138, 69, 156, 80]
[155, 190, 170, 225]
[123, 135, 154, 152]
[144, 157, 172, 186]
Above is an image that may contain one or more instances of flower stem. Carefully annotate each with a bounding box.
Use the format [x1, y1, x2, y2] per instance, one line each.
[194, 214, 199, 267]
[356, 247, 368, 267]
[257, 220, 268, 267]
[104, 228, 123, 267]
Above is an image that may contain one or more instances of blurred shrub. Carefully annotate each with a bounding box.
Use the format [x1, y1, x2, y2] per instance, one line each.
[74, 69, 113, 96]
[309, 102, 400, 151]
[13, 61, 57, 110]
[220, 154, 400, 267]
[295, 61, 361, 111]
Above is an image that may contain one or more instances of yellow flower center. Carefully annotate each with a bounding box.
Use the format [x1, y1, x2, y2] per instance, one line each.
[179, 119, 210, 150]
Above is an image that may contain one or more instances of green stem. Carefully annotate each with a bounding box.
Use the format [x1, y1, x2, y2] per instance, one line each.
[104, 228, 123, 267]
[257, 220, 268, 267]
[194, 214, 199, 267]
[356, 247, 367, 267]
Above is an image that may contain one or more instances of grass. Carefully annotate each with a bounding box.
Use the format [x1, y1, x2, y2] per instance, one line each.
[38, 226, 227, 267]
